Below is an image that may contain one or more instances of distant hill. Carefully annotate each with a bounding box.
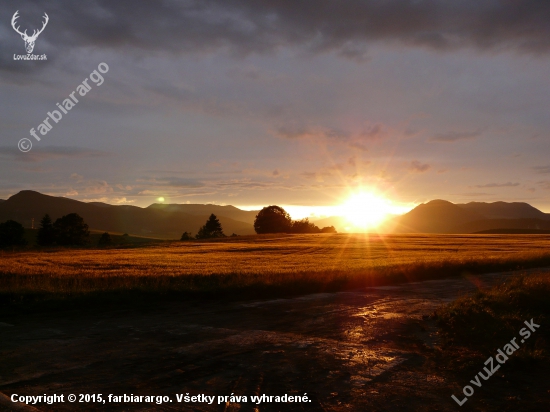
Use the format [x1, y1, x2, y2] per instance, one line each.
[0, 191, 256, 239]
[391, 200, 550, 234]
[456, 201, 550, 220]
[391, 200, 485, 233]
[148, 203, 258, 225]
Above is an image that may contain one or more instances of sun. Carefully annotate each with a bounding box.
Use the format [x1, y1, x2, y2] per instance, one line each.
[157, 197, 165, 203]
[340, 191, 392, 230]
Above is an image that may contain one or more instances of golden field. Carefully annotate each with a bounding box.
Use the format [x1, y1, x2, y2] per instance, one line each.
[3, 233, 550, 296]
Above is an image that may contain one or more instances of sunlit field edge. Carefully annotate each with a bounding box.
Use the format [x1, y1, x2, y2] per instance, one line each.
[2, 234, 550, 306]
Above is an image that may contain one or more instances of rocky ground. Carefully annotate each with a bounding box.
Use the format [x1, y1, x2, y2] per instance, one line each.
[1, 272, 547, 411]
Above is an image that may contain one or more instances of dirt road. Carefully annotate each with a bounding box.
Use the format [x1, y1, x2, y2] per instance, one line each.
[0, 273, 529, 411]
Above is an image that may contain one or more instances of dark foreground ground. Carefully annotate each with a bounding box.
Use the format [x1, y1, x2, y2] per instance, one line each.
[0, 272, 548, 411]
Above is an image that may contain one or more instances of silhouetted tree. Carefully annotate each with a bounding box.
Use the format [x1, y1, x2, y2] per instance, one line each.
[180, 231, 193, 241]
[291, 218, 321, 234]
[196, 214, 225, 239]
[320, 226, 337, 234]
[254, 206, 292, 234]
[98, 232, 112, 246]
[53, 213, 90, 246]
[0, 220, 27, 248]
[36, 214, 56, 246]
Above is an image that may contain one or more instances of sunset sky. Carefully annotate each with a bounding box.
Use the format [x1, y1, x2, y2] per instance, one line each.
[2, 1, 550, 218]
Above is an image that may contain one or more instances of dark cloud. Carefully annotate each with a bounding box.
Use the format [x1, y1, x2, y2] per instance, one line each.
[409, 160, 430, 173]
[276, 125, 350, 141]
[2, 0, 549, 70]
[0, 146, 107, 162]
[429, 130, 481, 142]
[474, 182, 519, 188]
[347, 142, 369, 152]
[360, 123, 386, 140]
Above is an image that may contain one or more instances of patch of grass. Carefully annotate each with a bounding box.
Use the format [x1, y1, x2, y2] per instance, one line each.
[435, 272, 550, 361]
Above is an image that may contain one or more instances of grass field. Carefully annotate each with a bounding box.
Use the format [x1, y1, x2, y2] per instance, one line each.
[3, 233, 550, 304]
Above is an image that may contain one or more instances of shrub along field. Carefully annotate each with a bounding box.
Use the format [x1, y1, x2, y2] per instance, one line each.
[436, 272, 549, 355]
[2, 233, 550, 304]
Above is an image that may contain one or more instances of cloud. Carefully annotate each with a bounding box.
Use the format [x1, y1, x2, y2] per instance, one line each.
[429, 130, 482, 143]
[348, 141, 369, 152]
[276, 125, 350, 141]
[136, 177, 205, 189]
[534, 166, 550, 174]
[275, 123, 389, 151]
[473, 182, 519, 188]
[3, 0, 548, 72]
[360, 123, 386, 140]
[70, 173, 84, 182]
[409, 160, 431, 173]
[81, 196, 135, 204]
[85, 180, 113, 195]
[0, 146, 107, 162]
[458, 192, 492, 197]
[112, 197, 135, 204]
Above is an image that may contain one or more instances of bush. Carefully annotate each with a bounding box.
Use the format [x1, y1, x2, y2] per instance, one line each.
[98, 232, 112, 246]
[180, 231, 193, 241]
[435, 273, 550, 354]
[291, 218, 321, 234]
[0, 220, 27, 248]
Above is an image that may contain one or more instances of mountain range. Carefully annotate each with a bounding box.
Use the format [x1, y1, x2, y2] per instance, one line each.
[1, 191, 550, 237]
[387, 199, 550, 233]
[0, 191, 258, 239]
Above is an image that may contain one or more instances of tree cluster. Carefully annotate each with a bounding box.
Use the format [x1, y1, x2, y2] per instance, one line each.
[0, 220, 27, 248]
[37, 213, 90, 246]
[253, 205, 337, 234]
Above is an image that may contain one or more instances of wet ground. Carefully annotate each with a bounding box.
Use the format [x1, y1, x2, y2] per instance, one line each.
[0, 272, 542, 411]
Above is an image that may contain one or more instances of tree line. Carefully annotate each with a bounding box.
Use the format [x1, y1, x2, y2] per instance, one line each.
[254, 205, 336, 234]
[0, 205, 336, 248]
[0, 213, 91, 248]
[181, 205, 336, 240]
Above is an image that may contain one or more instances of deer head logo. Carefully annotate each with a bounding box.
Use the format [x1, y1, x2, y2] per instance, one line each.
[11, 10, 49, 54]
